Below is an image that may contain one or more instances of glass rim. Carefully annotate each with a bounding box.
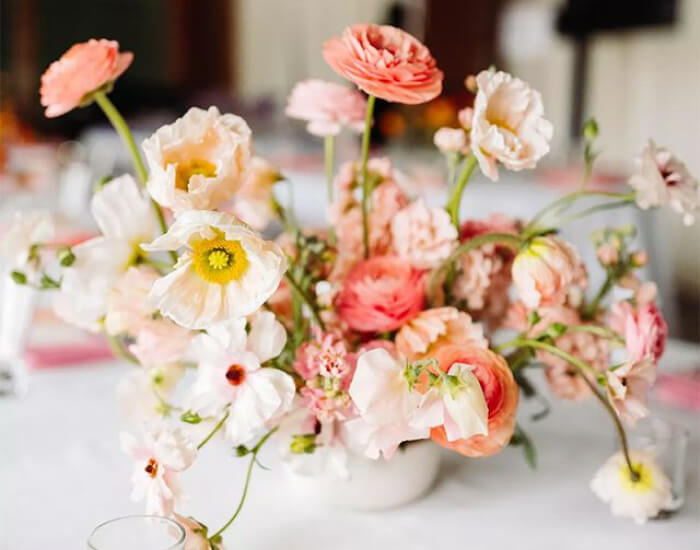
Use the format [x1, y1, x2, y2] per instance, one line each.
[87, 514, 186, 550]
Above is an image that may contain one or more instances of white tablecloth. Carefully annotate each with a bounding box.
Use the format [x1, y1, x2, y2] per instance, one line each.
[1, 340, 699, 550]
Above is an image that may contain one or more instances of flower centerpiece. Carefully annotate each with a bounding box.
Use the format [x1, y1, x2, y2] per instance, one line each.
[3, 23, 699, 548]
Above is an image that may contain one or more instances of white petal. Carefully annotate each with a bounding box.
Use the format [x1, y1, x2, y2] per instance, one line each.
[247, 311, 287, 362]
[91, 175, 157, 242]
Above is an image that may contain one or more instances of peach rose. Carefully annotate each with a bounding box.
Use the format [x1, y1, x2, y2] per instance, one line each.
[429, 345, 518, 457]
[336, 255, 424, 333]
[395, 307, 486, 361]
[40, 39, 133, 118]
[323, 24, 443, 104]
[285, 79, 367, 137]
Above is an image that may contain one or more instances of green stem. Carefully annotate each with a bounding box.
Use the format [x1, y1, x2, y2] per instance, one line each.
[566, 324, 623, 342]
[584, 272, 615, 319]
[508, 339, 603, 383]
[208, 427, 278, 542]
[92, 90, 176, 263]
[553, 199, 634, 229]
[284, 271, 325, 331]
[324, 135, 336, 245]
[446, 154, 477, 229]
[359, 95, 376, 259]
[196, 410, 230, 450]
[428, 232, 521, 305]
[106, 334, 139, 365]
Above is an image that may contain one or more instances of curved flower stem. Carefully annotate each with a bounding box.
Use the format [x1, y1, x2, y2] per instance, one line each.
[566, 323, 623, 343]
[284, 271, 325, 331]
[553, 198, 634, 228]
[324, 135, 336, 244]
[446, 154, 477, 229]
[196, 410, 230, 450]
[359, 95, 376, 259]
[92, 90, 176, 263]
[208, 427, 278, 543]
[428, 232, 521, 305]
[583, 272, 615, 320]
[504, 338, 638, 479]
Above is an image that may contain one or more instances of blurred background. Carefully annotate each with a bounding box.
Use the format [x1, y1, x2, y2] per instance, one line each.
[1, 0, 698, 343]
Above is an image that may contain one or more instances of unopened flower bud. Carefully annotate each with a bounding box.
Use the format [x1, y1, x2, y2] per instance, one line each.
[457, 107, 473, 130]
[464, 74, 478, 93]
[631, 250, 648, 267]
[618, 273, 640, 290]
[582, 117, 598, 141]
[290, 434, 316, 454]
[596, 243, 619, 266]
[57, 246, 76, 267]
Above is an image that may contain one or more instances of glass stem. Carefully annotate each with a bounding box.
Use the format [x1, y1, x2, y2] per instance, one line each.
[446, 154, 477, 229]
[359, 95, 376, 259]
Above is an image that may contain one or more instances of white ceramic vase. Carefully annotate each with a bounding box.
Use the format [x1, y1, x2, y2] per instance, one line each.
[284, 440, 441, 511]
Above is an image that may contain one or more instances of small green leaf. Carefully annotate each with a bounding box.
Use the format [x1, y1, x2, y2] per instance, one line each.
[180, 410, 202, 424]
[10, 270, 27, 285]
[510, 424, 537, 469]
[57, 246, 76, 267]
[40, 274, 60, 289]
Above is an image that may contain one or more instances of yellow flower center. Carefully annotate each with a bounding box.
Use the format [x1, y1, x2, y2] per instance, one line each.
[191, 232, 249, 285]
[174, 159, 217, 191]
[619, 462, 655, 493]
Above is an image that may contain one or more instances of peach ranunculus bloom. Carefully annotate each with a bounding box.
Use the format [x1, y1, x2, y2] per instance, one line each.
[391, 199, 458, 269]
[628, 140, 698, 225]
[609, 301, 667, 363]
[429, 345, 518, 457]
[470, 69, 553, 181]
[395, 307, 487, 361]
[40, 39, 133, 118]
[285, 79, 367, 137]
[511, 235, 584, 309]
[323, 24, 443, 105]
[605, 357, 656, 427]
[336, 255, 424, 333]
[142, 107, 252, 216]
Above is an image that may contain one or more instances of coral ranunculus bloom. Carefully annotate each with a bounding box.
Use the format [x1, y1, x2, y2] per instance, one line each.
[40, 39, 133, 118]
[429, 345, 518, 457]
[323, 24, 443, 105]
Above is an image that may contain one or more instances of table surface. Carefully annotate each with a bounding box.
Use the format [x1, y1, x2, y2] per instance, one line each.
[1, 340, 699, 550]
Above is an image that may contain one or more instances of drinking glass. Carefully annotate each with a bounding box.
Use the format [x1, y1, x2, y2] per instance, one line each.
[87, 515, 185, 550]
[627, 416, 690, 515]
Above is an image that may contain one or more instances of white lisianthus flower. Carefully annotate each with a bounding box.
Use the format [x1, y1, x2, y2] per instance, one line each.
[54, 175, 157, 331]
[591, 449, 673, 524]
[120, 427, 197, 517]
[141, 210, 287, 329]
[143, 106, 252, 215]
[187, 329, 295, 446]
[391, 199, 458, 269]
[470, 69, 553, 181]
[345, 348, 440, 459]
[628, 140, 699, 225]
[0, 210, 54, 283]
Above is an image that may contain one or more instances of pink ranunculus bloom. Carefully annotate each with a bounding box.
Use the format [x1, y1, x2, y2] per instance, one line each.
[606, 357, 656, 427]
[336, 255, 425, 333]
[391, 199, 458, 269]
[323, 24, 443, 105]
[40, 39, 133, 118]
[395, 306, 487, 361]
[285, 79, 367, 137]
[610, 301, 667, 363]
[512, 235, 583, 309]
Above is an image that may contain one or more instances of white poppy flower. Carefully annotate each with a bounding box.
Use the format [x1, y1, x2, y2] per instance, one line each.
[346, 348, 439, 459]
[120, 427, 196, 517]
[143, 106, 252, 215]
[53, 175, 157, 331]
[471, 69, 553, 181]
[0, 210, 54, 282]
[188, 336, 295, 446]
[141, 210, 287, 329]
[628, 140, 699, 225]
[591, 449, 672, 524]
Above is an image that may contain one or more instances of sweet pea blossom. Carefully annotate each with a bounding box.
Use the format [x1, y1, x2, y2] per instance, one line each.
[605, 358, 656, 427]
[120, 427, 196, 516]
[0, 210, 55, 283]
[591, 450, 672, 524]
[54, 175, 157, 331]
[628, 140, 699, 225]
[40, 39, 133, 118]
[323, 24, 443, 104]
[391, 199, 458, 269]
[470, 69, 553, 181]
[141, 210, 287, 329]
[143, 107, 252, 215]
[336, 255, 424, 333]
[285, 80, 367, 137]
[512, 235, 583, 309]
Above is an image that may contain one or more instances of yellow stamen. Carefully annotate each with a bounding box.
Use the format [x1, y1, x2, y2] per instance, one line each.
[173, 159, 217, 191]
[191, 231, 249, 285]
[619, 461, 654, 493]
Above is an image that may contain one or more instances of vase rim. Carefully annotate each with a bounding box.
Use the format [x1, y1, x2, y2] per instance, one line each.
[87, 514, 186, 550]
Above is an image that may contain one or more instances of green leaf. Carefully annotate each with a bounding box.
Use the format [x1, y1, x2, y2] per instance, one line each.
[510, 424, 537, 469]
[180, 410, 202, 424]
[10, 270, 27, 285]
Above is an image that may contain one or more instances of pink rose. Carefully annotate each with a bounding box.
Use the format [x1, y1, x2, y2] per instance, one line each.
[336, 256, 424, 333]
[40, 39, 133, 118]
[323, 24, 443, 105]
[610, 301, 667, 362]
[285, 79, 367, 137]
